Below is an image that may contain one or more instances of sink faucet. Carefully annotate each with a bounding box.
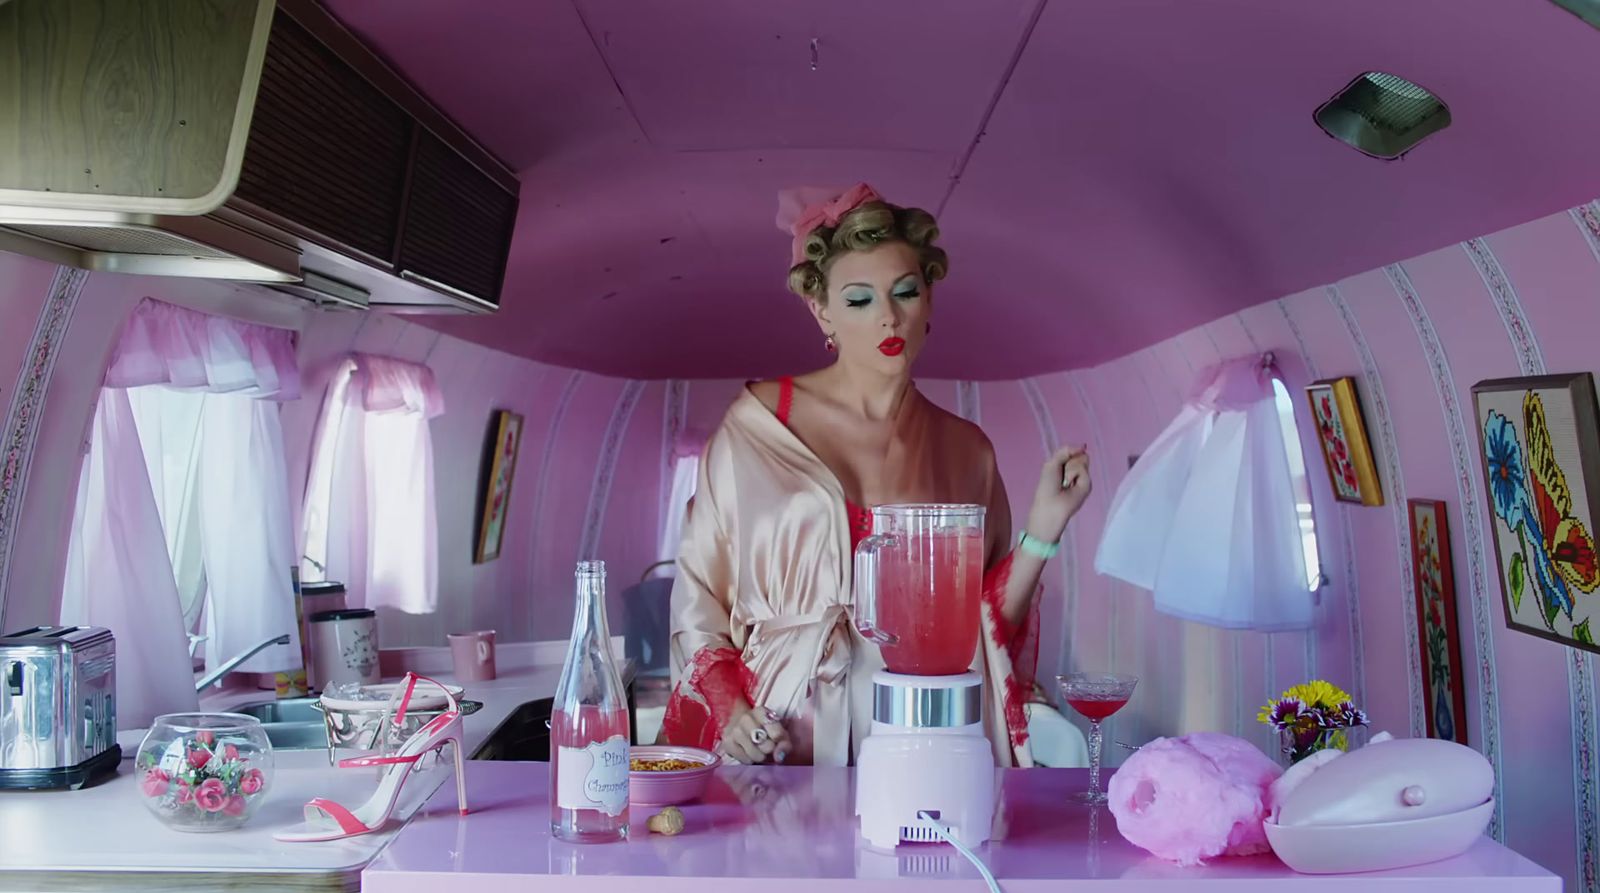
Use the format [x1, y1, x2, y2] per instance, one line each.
[195, 634, 292, 691]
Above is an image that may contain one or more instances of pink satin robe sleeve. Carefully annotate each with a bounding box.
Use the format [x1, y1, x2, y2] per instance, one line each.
[661, 388, 1040, 767]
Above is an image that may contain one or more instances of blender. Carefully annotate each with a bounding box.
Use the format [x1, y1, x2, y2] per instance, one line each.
[853, 503, 995, 851]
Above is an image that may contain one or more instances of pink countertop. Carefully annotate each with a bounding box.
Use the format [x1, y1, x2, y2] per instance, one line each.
[362, 763, 1559, 891]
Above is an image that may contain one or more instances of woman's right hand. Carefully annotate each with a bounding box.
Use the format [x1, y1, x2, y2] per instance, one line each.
[718, 701, 790, 765]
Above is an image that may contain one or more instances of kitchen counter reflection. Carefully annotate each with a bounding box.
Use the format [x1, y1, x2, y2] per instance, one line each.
[363, 762, 1559, 892]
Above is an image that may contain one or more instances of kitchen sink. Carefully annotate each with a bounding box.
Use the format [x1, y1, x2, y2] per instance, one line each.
[231, 699, 329, 750]
[233, 698, 323, 724]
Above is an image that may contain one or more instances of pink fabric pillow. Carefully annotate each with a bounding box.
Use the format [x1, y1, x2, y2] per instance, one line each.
[1107, 732, 1283, 866]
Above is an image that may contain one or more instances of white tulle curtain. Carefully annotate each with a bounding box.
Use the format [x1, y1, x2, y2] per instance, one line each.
[300, 353, 444, 615]
[1095, 355, 1312, 630]
[61, 299, 302, 729]
[657, 446, 701, 563]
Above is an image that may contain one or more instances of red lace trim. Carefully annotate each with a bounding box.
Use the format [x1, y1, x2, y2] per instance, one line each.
[661, 647, 757, 750]
[980, 553, 1040, 749]
[777, 376, 795, 426]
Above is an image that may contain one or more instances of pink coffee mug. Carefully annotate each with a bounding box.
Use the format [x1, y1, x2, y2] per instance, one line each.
[448, 630, 497, 682]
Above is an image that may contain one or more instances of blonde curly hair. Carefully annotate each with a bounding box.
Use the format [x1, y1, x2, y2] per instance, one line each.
[785, 200, 948, 303]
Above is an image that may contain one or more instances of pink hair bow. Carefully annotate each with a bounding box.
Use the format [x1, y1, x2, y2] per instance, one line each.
[775, 182, 882, 265]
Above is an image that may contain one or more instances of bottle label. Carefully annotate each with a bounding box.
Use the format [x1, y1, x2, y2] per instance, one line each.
[555, 735, 630, 816]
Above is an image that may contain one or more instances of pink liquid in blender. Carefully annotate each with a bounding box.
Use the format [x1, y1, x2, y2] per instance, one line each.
[550, 705, 631, 842]
[877, 529, 983, 675]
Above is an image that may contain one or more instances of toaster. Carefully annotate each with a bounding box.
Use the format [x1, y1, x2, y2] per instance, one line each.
[0, 626, 119, 790]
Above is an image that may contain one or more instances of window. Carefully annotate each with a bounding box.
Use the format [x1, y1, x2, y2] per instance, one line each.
[300, 353, 445, 615]
[60, 299, 301, 727]
[658, 452, 700, 563]
[1272, 377, 1323, 591]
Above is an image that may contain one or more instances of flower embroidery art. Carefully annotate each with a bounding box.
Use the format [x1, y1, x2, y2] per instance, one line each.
[1313, 389, 1361, 501]
[1483, 394, 1600, 643]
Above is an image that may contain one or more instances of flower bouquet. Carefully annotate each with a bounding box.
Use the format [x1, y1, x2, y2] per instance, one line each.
[136, 713, 274, 832]
[1258, 680, 1368, 765]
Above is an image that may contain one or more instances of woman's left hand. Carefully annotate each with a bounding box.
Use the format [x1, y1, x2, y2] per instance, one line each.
[1023, 445, 1092, 545]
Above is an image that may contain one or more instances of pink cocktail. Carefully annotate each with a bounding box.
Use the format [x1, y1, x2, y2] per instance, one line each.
[1057, 672, 1138, 804]
[1065, 695, 1130, 723]
[854, 505, 986, 676]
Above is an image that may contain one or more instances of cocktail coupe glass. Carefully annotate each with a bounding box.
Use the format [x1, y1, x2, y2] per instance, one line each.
[1056, 672, 1139, 804]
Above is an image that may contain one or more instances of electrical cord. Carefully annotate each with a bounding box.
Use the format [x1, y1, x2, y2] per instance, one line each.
[916, 810, 1002, 893]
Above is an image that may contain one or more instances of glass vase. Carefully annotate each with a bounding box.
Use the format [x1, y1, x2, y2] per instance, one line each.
[1278, 724, 1366, 766]
[136, 713, 274, 832]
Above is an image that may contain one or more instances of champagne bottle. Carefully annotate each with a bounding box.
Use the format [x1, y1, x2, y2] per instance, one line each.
[550, 560, 630, 842]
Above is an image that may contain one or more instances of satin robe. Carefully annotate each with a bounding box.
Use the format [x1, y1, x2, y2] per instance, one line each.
[662, 385, 1038, 767]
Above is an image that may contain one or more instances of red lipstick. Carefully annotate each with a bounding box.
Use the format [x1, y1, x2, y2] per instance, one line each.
[878, 337, 906, 357]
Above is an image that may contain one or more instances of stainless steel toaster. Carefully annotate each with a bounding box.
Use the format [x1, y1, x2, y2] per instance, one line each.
[0, 626, 120, 790]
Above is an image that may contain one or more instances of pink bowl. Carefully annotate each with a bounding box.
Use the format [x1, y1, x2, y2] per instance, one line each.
[629, 745, 720, 807]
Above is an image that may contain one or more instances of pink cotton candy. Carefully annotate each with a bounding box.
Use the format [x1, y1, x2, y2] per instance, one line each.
[1106, 732, 1283, 866]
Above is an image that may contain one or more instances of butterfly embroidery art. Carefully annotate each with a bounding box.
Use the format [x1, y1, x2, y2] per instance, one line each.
[1483, 391, 1600, 642]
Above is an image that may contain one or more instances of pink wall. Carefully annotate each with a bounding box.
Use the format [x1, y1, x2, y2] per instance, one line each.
[1056, 202, 1600, 891]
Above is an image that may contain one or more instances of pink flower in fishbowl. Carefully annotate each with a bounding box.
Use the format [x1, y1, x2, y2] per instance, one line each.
[194, 778, 228, 813]
[140, 768, 171, 798]
[136, 713, 274, 833]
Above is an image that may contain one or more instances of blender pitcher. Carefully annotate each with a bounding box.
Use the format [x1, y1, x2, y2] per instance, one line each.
[853, 504, 986, 676]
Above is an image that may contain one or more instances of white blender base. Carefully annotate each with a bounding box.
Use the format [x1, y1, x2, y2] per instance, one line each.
[856, 729, 995, 850]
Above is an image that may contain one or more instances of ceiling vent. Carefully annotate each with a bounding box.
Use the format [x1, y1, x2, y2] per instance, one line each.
[1314, 72, 1450, 160]
[1549, 0, 1600, 29]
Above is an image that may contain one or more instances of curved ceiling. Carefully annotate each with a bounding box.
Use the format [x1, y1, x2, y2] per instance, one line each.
[326, 0, 1600, 380]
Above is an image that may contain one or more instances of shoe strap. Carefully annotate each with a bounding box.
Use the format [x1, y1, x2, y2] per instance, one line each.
[305, 797, 371, 836]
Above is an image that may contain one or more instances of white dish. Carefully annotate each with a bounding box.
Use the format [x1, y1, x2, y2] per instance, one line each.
[1264, 798, 1494, 874]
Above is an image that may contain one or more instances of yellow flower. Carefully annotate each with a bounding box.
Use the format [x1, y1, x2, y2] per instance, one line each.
[1280, 680, 1353, 710]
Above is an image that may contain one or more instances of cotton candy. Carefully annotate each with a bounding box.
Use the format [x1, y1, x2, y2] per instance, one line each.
[1106, 732, 1283, 866]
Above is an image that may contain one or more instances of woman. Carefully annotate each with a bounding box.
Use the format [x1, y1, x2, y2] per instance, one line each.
[661, 183, 1091, 767]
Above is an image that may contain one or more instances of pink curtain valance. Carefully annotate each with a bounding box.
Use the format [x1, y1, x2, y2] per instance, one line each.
[1188, 355, 1277, 412]
[353, 352, 444, 418]
[104, 298, 300, 399]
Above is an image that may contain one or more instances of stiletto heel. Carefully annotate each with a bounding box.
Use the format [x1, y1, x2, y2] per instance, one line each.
[448, 737, 469, 816]
[275, 673, 467, 843]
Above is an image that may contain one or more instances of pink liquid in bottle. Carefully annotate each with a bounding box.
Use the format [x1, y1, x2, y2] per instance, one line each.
[550, 705, 631, 842]
[877, 528, 983, 675]
[550, 560, 631, 843]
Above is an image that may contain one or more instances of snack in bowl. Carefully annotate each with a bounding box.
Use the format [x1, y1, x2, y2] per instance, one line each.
[629, 745, 719, 807]
[631, 757, 701, 772]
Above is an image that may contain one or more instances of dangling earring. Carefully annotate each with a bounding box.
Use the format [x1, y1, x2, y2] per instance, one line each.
[825, 334, 837, 353]
[925, 322, 932, 335]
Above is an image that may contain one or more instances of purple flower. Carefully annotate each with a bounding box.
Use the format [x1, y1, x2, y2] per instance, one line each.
[1334, 701, 1369, 727]
[1268, 698, 1309, 730]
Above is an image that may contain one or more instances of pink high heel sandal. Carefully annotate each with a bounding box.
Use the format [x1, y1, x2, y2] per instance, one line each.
[274, 673, 469, 843]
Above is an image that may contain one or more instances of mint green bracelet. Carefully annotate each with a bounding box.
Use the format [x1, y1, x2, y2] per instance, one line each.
[1017, 531, 1061, 560]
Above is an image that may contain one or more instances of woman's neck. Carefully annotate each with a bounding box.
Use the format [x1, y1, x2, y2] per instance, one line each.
[818, 360, 915, 422]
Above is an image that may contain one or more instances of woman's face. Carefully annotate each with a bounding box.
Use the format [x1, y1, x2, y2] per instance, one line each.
[811, 241, 930, 372]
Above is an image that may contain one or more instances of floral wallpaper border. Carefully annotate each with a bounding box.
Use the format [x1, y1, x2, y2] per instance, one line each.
[0, 266, 86, 617]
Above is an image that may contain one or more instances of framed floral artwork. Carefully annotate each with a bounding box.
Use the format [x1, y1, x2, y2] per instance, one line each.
[474, 410, 524, 564]
[1305, 377, 1383, 506]
[1474, 373, 1600, 655]
[1408, 499, 1468, 744]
